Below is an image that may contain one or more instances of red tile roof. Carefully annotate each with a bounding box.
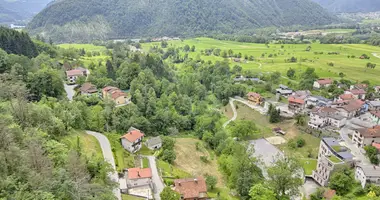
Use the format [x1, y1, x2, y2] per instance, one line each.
[288, 96, 305, 104]
[102, 86, 119, 93]
[121, 130, 144, 142]
[339, 93, 354, 101]
[174, 177, 207, 199]
[357, 126, 380, 138]
[111, 90, 127, 99]
[128, 168, 152, 179]
[247, 92, 261, 99]
[66, 69, 84, 77]
[371, 111, 380, 118]
[317, 78, 333, 85]
[349, 89, 366, 95]
[80, 83, 97, 93]
[342, 100, 364, 112]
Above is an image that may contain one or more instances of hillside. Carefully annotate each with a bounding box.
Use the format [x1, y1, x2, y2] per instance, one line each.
[28, 0, 336, 42]
[311, 0, 380, 13]
[0, 0, 52, 23]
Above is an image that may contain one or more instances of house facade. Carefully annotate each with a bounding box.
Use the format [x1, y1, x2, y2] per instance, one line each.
[308, 107, 347, 130]
[288, 96, 305, 112]
[337, 100, 365, 119]
[313, 78, 333, 89]
[247, 92, 262, 105]
[312, 138, 353, 186]
[80, 82, 98, 95]
[66, 69, 84, 84]
[174, 177, 208, 200]
[352, 126, 380, 148]
[355, 165, 380, 188]
[102, 86, 129, 105]
[126, 168, 153, 188]
[369, 101, 380, 111]
[370, 111, 380, 125]
[346, 89, 366, 100]
[306, 96, 331, 107]
[120, 128, 144, 153]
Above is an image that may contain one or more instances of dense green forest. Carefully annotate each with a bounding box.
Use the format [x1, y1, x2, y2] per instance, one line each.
[28, 0, 336, 42]
[311, 0, 380, 13]
[0, 27, 38, 58]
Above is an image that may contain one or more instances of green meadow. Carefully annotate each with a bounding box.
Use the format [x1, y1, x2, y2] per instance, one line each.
[142, 37, 380, 84]
[58, 43, 107, 52]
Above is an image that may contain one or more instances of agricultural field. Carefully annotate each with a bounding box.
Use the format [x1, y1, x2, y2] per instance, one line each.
[142, 37, 380, 84]
[58, 43, 107, 52]
[58, 43, 110, 67]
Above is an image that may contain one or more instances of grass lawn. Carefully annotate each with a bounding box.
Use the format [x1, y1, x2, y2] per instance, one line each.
[106, 133, 135, 171]
[142, 157, 149, 168]
[300, 158, 318, 176]
[142, 37, 380, 84]
[121, 194, 144, 200]
[208, 187, 239, 200]
[62, 131, 102, 159]
[157, 159, 191, 179]
[278, 133, 321, 159]
[139, 144, 155, 156]
[328, 154, 342, 163]
[58, 43, 107, 52]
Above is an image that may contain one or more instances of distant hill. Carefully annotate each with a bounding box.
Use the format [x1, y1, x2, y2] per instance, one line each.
[0, 0, 52, 23]
[28, 0, 337, 43]
[311, 0, 380, 13]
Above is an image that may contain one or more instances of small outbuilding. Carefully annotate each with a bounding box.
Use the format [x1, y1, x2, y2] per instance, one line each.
[146, 136, 162, 150]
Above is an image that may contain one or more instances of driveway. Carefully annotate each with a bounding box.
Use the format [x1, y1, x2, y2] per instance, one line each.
[64, 83, 77, 101]
[86, 131, 121, 200]
[223, 99, 237, 128]
[146, 156, 164, 200]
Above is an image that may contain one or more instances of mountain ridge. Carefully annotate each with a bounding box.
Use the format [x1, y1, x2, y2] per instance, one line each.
[311, 0, 380, 13]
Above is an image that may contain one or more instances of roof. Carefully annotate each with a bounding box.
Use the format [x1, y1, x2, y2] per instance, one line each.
[276, 89, 293, 94]
[323, 137, 340, 147]
[349, 89, 366, 95]
[337, 151, 353, 160]
[354, 84, 368, 89]
[111, 90, 127, 99]
[288, 96, 305, 104]
[247, 92, 261, 99]
[357, 126, 380, 138]
[279, 84, 289, 89]
[371, 111, 380, 118]
[319, 107, 338, 113]
[127, 168, 152, 179]
[323, 189, 336, 200]
[80, 82, 97, 93]
[372, 142, 380, 151]
[66, 69, 84, 77]
[146, 136, 162, 147]
[103, 86, 119, 93]
[121, 129, 144, 142]
[357, 165, 380, 177]
[369, 101, 380, 107]
[339, 93, 354, 100]
[174, 177, 207, 199]
[316, 78, 333, 85]
[342, 100, 364, 112]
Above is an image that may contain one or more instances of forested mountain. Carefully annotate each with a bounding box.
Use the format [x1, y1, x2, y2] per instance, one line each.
[0, 27, 38, 58]
[28, 0, 337, 42]
[0, 0, 52, 23]
[311, 0, 380, 13]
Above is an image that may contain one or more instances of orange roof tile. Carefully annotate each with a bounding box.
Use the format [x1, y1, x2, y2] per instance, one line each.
[66, 69, 84, 76]
[317, 78, 333, 85]
[121, 130, 144, 142]
[128, 168, 152, 179]
[174, 177, 207, 199]
[350, 89, 366, 95]
[288, 96, 305, 104]
[247, 92, 261, 98]
[339, 93, 354, 100]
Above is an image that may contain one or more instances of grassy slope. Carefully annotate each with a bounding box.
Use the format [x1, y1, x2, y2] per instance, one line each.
[62, 131, 103, 159]
[142, 37, 380, 84]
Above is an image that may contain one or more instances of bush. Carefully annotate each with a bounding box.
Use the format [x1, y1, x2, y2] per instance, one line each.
[200, 156, 209, 163]
[164, 178, 174, 186]
[296, 137, 306, 148]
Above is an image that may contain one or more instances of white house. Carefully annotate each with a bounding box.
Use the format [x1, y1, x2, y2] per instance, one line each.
[126, 168, 153, 188]
[352, 126, 380, 148]
[120, 128, 144, 153]
[337, 100, 365, 119]
[346, 89, 366, 100]
[308, 107, 346, 129]
[313, 78, 333, 89]
[66, 67, 89, 84]
[306, 96, 332, 107]
[355, 165, 380, 188]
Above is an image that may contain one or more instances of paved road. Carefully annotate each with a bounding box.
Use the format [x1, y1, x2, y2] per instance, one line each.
[223, 99, 237, 128]
[339, 127, 370, 165]
[146, 156, 164, 200]
[86, 131, 121, 200]
[64, 83, 77, 101]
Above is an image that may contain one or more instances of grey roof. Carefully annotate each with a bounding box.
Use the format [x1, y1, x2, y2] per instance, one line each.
[358, 165, 380, 177]
[337, 152, 353, 160]
[276, 89, 293, 94]
[369, 101, 380, 107]
[279, 84, 289, 89]
[146, 136, 162, 147]
[328, 113, 346, 120]
[323, 137, 340, 147]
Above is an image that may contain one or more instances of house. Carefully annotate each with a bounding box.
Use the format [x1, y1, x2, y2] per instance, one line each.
[370, 111, 380, 125]
[338, 100, 365, 118]
[120, 127, 144, 153]
[338, 93, 355, 102]
[308, 107, 346, 129]
[247, 92, 263, 105]
[102, 86, 129, 105]
[346, 89, 367, 100]
[126, 168, 152, 188]
[313, 78, 333, 89]
[66, 69, 85, 84]
[312, 138, 353, 186]
[276, 85, 293, 97]
[146, 136, 162, 150]
[306, 96, 331, 107]
[288, 96, 305, 112]
[355, 165, 380, 188]
[369, 101, 380, 111]
[80, 82, 98, 95]
[352, 126, 380, 148]
[174, 177, 207, 200]
[351, 84, 368, 91]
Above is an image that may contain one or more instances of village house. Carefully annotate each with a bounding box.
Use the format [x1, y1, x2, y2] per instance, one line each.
[313, 78, 333, 89]
[145, 136, 162, 150]
[351, 84, 368, 91]
[312, 138, 353, 186]
[337, 100, 365, 118]
[375, 86, 380, 93]
[120, 127, 144, 153]
[80, 82, 98, 95]
[233, 75, 261, 82]
[247, 92, 263, 105]
[119, 167, 153, 199]
[308, 107, 346, 130]
[338, 93, 355, 102]
[369, 101, 380, 111]
[306, 96, 332, 107]
[288, 96, 305, 113]
[276, 84, 293, 97]
[352, 126, 380, 148]
[346, 89, 367, 100]
[66, 67, 88, 84]
[355, 165, 380, 188]
[174, 177, 208, 200]
[370, 111, 380, 125]
[102, 86, 129, 105]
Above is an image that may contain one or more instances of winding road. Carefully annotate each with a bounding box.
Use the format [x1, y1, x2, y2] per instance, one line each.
[86, 130, 121, 200]
[145, 156, 164, 200]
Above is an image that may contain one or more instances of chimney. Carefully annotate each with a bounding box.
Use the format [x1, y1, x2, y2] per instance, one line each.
[137, 171, 140, 177]
[178, 182, 181, 186]
[194, 178, 198, 183]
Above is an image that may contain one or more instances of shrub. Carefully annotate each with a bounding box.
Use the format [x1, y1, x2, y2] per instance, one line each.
[296, 137, 306, 148]
[164, 178, 174, 186]
[200, 156, 209, 163]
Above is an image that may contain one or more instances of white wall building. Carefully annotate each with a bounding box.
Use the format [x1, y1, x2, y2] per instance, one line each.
[120, 128, 144, 153]
[352, 126, 380, 148]
[355, 165, 380, 188]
